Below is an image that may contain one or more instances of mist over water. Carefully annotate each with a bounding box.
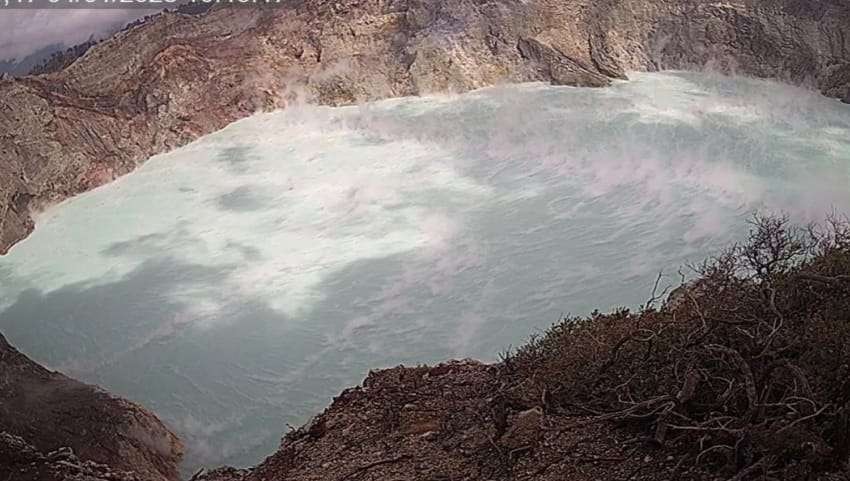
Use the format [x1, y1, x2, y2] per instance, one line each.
[1, 72, 849, 470]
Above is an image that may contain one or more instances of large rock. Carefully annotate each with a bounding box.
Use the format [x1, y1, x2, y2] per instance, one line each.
[1, 0, 850, 254]
[0, 333, 183, 481]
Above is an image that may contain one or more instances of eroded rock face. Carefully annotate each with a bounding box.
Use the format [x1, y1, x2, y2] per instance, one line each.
[0, 0, 849, 254]
[0, 333, 183, 481]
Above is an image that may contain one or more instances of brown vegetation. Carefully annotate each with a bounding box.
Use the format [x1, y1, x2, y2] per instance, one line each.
[503, 214, 850, 479]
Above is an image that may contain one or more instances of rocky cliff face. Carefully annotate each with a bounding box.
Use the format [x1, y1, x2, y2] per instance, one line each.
[1, 0, 849, 254]
[0, 333, 183, 481]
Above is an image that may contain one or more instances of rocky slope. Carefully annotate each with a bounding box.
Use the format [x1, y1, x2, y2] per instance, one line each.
[188, 356, 849, 481]
[194, 361, 679, 481]
[2, 0, 850, 254]
[0, 332, 184, 481]
[191, 217, 850, 481]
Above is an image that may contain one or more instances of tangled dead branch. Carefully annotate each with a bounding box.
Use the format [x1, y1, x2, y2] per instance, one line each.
[505, 214, 850, 479]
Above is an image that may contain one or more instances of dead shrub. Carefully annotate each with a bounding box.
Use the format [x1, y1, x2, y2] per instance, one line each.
[505, 213, 850, 480]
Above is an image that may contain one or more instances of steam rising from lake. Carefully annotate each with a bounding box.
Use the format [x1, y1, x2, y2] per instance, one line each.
[1, 72, 849, 470]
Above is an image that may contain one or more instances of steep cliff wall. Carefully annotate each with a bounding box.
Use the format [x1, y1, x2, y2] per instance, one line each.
[1, 0, 849, 254]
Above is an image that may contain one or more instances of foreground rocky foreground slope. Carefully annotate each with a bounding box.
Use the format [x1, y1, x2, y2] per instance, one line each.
[188, 221, 850, 481]
[2, 0, 850, 253]
[0, 333, 183, 481]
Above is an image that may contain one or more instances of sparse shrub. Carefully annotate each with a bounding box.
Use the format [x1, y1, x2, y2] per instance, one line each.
[505, 213, 850, 479]
[29, 39, 99, 76]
